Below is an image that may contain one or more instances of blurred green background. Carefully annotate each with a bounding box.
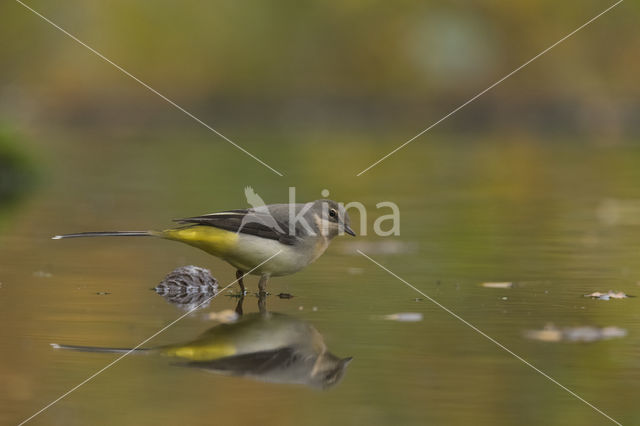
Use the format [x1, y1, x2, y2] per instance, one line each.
[1, 0, 639, 144]
[1, 1, 640, 425]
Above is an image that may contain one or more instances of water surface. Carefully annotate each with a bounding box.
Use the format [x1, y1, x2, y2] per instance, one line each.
[1, 132, 639, 425]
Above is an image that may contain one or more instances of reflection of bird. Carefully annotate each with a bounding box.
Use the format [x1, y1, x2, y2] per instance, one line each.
[51, 299, 352, 389]
[53, 199, 356, 294]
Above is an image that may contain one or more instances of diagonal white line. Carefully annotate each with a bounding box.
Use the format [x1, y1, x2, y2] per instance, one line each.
[14, 0, 284, 177]
[356, 0, 624, 176]
[18, 250, 282, 426]
[357, 250, 622, 425]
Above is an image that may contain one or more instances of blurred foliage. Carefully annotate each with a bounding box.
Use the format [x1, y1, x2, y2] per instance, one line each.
[1, 0, 638, 136]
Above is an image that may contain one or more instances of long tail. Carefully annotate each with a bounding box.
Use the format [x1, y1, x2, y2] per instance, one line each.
[52, 231, 153, 240]
[50, 343, 150, 354]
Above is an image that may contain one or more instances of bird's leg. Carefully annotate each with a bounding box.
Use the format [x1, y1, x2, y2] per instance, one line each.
[234, 294, 244, 316]
[236, 270, 246, 295]
[258, 274, 270, 295]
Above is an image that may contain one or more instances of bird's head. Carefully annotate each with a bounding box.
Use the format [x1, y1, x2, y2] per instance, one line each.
[312, 199, 356, 238]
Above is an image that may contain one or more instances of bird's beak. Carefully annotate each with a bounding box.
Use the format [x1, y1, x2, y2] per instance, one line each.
[344, 224, 356, 237]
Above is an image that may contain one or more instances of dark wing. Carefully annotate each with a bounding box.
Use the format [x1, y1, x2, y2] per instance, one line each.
[175, 347, 299, 375]
[174, 210, 298, 245]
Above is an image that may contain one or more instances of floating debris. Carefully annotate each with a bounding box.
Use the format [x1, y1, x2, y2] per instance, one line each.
[204, 309, 239, 323]
[381, 312, 423, 322]
[33, 271, 52, 278]
[584, 291, 631, 300]
[95, 291, 111, 296]
[154, 266, 218, 311]
[347, 267, 364, 275]
[481, 282, 513, 289]
[277, 293, 294, 299]
[524, 324, 627, 343]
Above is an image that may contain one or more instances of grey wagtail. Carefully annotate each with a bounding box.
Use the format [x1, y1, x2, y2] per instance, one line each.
[51, 306, 352, 389]
[53, 199, 356, 293]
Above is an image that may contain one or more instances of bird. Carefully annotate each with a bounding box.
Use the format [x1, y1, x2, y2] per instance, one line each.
[53, 199, 356, 293]
[51, 296, 353, 389]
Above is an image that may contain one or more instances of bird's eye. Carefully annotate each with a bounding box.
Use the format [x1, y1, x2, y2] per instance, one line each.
[329, 209, 337, 218]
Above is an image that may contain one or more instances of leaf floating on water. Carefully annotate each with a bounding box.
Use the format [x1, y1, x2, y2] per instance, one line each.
[382, 312, 423, 322]
[155, 265, 219, 311]
[524, 324, 627, 343]
[524, 328, 562, 342]
[481, 282, 513, 289]
[584, 290, 631, 300]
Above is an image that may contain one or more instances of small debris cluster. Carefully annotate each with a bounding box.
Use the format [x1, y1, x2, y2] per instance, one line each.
[524, 324, 627, 343]
[204, 309, 239, 323]
[154, 265, 218, 311]
[381, 312, 423, 322]
[478, 281, 633, 342]
[584, 291, 631, 300]
[481, 282, 513, 289]
[277, 293, 294, 299]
